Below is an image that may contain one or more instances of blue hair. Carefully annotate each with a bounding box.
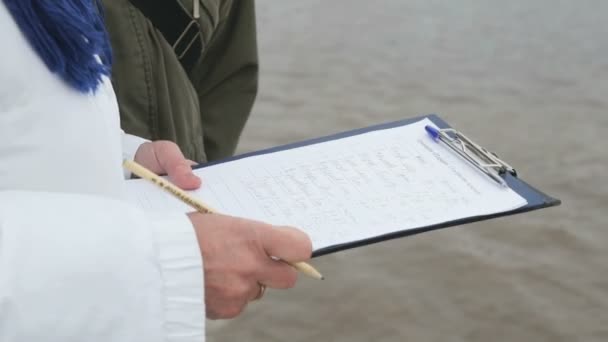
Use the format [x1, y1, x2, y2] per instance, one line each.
[3, 0, 113, 93]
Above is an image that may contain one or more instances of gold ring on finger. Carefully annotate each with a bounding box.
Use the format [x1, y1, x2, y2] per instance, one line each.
[253, 283, 266, 301]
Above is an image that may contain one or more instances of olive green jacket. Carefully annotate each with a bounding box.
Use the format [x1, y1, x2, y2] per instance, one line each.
[102, 0, 258, 162]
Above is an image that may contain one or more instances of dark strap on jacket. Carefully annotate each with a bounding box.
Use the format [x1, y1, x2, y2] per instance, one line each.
[127, 0, 202, 73]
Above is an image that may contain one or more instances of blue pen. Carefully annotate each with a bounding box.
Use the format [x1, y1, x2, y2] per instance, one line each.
[424, 125, 508, 187]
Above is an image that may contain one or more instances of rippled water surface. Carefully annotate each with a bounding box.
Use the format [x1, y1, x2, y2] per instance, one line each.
[208, 1, 608, 341]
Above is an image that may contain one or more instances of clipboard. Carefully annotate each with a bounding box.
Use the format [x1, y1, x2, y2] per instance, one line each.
[195, 114, 561, 257]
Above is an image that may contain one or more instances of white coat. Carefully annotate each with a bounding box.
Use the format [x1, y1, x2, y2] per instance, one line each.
[0, 3, 205, 341]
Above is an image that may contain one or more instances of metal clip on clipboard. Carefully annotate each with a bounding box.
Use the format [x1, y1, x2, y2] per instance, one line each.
[425, 125, 517, 188]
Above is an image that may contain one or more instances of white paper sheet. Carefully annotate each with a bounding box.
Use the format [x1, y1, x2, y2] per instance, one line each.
[126, 118, 527, 251]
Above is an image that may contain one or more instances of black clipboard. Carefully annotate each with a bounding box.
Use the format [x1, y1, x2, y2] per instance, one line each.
[195, 114, 561, 257]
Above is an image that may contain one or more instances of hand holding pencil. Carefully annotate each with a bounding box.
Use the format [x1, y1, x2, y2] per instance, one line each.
[124, 159, 322, 318]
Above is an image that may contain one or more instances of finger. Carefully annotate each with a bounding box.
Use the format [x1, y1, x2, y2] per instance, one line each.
[153, 141, 202, 190]
[248, 282, 267, 301]
[256, 257, 298, 289]
[206, 299, 248, 320]
[258, 225, 313, 262]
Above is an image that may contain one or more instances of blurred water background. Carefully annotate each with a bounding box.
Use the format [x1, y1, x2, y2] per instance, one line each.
[208, 1, 608, 341]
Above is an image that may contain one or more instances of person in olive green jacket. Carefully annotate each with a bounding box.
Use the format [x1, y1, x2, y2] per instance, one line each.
[102, 0, 258, 163]
[100, 1, 317, 323]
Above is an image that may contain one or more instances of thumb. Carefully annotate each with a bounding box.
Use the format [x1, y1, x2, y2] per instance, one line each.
[137, 141, 202, 190]
[258, 225, 313, 262]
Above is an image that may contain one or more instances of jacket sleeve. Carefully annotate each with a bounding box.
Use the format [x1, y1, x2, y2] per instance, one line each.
[0, 191, 205, 342]
[122, 131, 148, 163]
[121, 130, 149, 178]
[191, 0, 259, 161]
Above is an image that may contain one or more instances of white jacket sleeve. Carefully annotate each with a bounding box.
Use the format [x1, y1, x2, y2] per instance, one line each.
[0, 191, 205, 342]
[122, 133, 149, 163]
